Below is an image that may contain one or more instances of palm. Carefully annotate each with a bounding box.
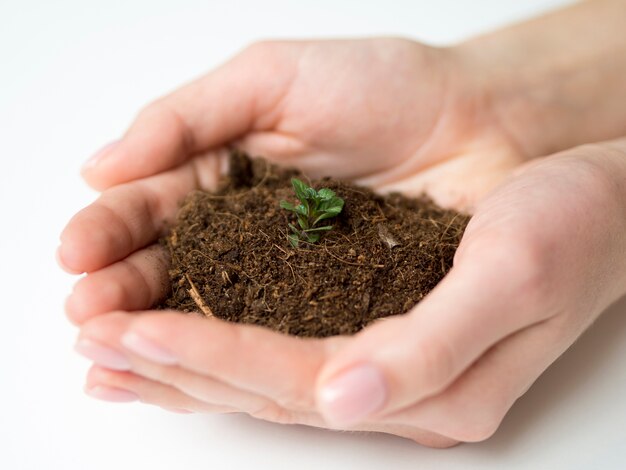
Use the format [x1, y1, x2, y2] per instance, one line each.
[81, 39, 524, 212]
[233, 39, 524, 210]
[236, 39, 447, 175]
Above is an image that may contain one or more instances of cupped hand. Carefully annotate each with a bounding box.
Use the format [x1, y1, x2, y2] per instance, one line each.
[78, 38, 523, 204]
[69, 141, 626, 447]
[60, 38, 526, 306]
[60, 38, 626, 447]
[60, 37, 527, 313]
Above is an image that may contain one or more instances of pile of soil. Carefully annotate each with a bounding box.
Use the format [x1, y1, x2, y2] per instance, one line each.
[159, 151, 469, 338]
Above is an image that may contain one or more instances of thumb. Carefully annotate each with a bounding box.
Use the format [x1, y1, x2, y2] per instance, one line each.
[82, 41, 297, 190]
[314, 239, 551, 427]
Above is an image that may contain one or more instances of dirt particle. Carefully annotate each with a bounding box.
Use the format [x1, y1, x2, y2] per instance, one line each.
[158, 151, 469, 338]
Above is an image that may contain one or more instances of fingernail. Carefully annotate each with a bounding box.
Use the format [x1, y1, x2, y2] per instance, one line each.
[121, 331, 178, 365]
[56, 245, 82, 275]
[82, 140, 119, 171]
[74, 338, 131, 371]
[318, 364, 387, 427]
[86, 385, 139, 402]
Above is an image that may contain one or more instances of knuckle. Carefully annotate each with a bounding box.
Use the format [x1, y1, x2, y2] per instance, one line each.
[571, 154, 622, 207]
[68, 275, 127, 322]
[136, 363, 180, 387]
[420, 436, 461, 449]
[87, 276, 126, 311]
[242, 39, 281, 56]
[465, 230, 556, 318]
[379, 37, 421, 58]
[406, 431, 460, 448]
[248, 401, 295, 425]
[236, 328, 316, 410]
[87, 200, 135, 259]
[134, 99, 187, 141]
[65, 284, 87, 325]
[504, 237, 551, 301]
[413, 337, 457, 393]
[561, 148, 611, 182]
[64, 300, 82, 326]
[136, 99, 165, 122]
[451, 417, 502, 443]
[435, 389, 509, 442]
[88, 364, 122, 383]
[118, 259, 153, 309]
[239, 40, 293, 71]
[274, 382, 314, 410]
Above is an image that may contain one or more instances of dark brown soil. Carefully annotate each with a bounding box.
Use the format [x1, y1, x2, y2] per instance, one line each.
[159, 151, 469, 338]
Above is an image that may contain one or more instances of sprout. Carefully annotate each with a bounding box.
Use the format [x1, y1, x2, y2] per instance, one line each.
[280, 178, 345, 247]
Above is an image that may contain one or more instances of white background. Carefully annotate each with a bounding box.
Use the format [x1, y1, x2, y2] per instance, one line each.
[2, 0, 625, 469]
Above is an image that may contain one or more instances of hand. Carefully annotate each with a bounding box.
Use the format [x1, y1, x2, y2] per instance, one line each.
[71, 141, 626, 447]
[62, 37, 527, 448]
[59, 38, 528, 319]
[76, 38, 524, 201]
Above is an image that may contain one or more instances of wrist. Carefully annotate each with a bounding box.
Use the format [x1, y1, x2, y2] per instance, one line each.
[584, 139, 626, 301]
[452, 0, 626, 159]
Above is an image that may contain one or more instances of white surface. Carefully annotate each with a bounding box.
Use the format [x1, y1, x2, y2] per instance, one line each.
[2, 0, 625, 469]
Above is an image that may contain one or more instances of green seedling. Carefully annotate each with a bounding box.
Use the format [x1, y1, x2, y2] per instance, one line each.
[280, 178, 345, 247]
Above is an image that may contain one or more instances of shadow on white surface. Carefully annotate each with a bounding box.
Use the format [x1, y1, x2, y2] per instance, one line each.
[186, 295, 626, 468]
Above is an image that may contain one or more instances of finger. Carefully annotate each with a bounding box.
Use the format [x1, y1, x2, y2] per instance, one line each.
[58, 150, 223, 274]
[65, 244, 170, 326]
[235, 131, 309, 161]
[77, 312, 327, 415]
[78, 313, 459, 447]
[384, 314, 580, 442]
[314, 232, 559, 427]
[86, 362, 458, 447]
[82, 42, 297, 190]
[80, 310, 343, 410]
[121, 312, 345, 410]
[234, 133, 353, 179]
[85, 364, 235, 414]
[77, 313, 286, 415]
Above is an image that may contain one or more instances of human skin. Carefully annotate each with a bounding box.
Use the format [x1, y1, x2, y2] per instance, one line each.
[59, 0, 626, 447]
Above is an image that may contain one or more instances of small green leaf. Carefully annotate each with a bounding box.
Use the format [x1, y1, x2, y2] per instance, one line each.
[317, 188, 335, 200]
[301, 197, 310, 214]
[326, 205, 343, 215]
[330, 196, 345, 209]
[296, 213, 309, 230]
[319, 196, 344, 212]
[288, 233, 299, 247]
[306, 232, 321, 243]
[291, 178, 309, 201]
[295, 204, 308, 216]
[314, 211, 341, 224]
[303, 225, 334, 232]
[317, 200, 332, 211]
[284, 179, 344, 247]
[280, 200, 296, 212]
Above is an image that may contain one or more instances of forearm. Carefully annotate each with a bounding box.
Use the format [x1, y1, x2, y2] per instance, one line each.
[455, 0, 626, 158]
